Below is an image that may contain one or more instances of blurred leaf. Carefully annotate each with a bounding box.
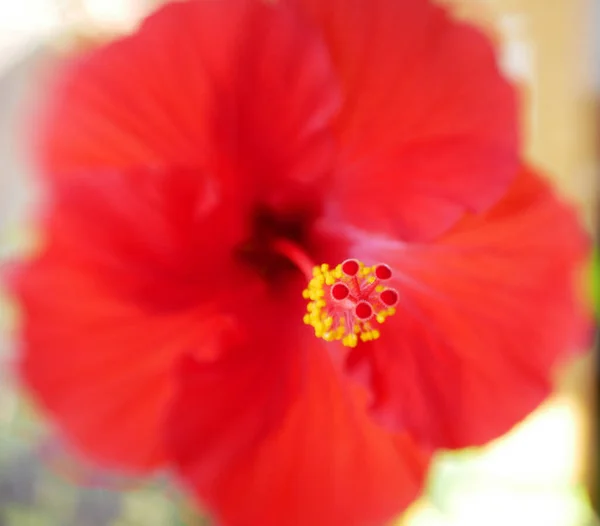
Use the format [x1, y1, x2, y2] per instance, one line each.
[4, 507, 60, 526]
[592, 248, 599, 318]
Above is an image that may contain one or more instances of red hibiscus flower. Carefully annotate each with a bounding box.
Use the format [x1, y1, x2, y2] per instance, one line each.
[13, 0, 589, 525]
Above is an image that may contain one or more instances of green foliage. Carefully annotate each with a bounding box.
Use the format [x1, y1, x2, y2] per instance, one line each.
[592, 248, 599, 318]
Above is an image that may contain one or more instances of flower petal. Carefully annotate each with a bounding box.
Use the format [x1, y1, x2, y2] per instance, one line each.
[347, 167, 591, 449]
[18, 259, 213, 471]
[291, 0, 519, 240]
[14, 165, 258, 471]
[38, 0, 340, 213]
[167, 334, 429, 526]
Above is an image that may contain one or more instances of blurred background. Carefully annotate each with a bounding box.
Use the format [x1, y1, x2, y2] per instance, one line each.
[0, 0, 598, 525]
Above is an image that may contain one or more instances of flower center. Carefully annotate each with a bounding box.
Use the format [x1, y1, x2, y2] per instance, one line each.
[265, 233, 398, 347]
[235, 206, 313, 281]
[302, 259, 399, 347]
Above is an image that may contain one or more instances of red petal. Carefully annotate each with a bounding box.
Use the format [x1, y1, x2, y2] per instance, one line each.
[347, 167, 591, 449]
[44, 166, 249, 306]
[38, 0, 339, 213]
[168, 337, 429, 526]
[290, 0, 519, 240]
[15, 165, 260, 471]
[18, 259, 209, 471]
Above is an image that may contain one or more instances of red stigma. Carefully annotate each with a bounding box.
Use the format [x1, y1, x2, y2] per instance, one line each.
[331, 282, 350, 301]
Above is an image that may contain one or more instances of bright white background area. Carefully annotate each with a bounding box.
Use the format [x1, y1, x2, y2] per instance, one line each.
[0, 0, 151, 75]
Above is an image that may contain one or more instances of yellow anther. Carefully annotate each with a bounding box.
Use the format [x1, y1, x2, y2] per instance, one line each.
[342, 334, 358, 347]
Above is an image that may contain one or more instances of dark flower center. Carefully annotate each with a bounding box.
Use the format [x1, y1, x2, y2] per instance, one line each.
[234, 206, 400, 347]
[234, 205, 313, 283]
